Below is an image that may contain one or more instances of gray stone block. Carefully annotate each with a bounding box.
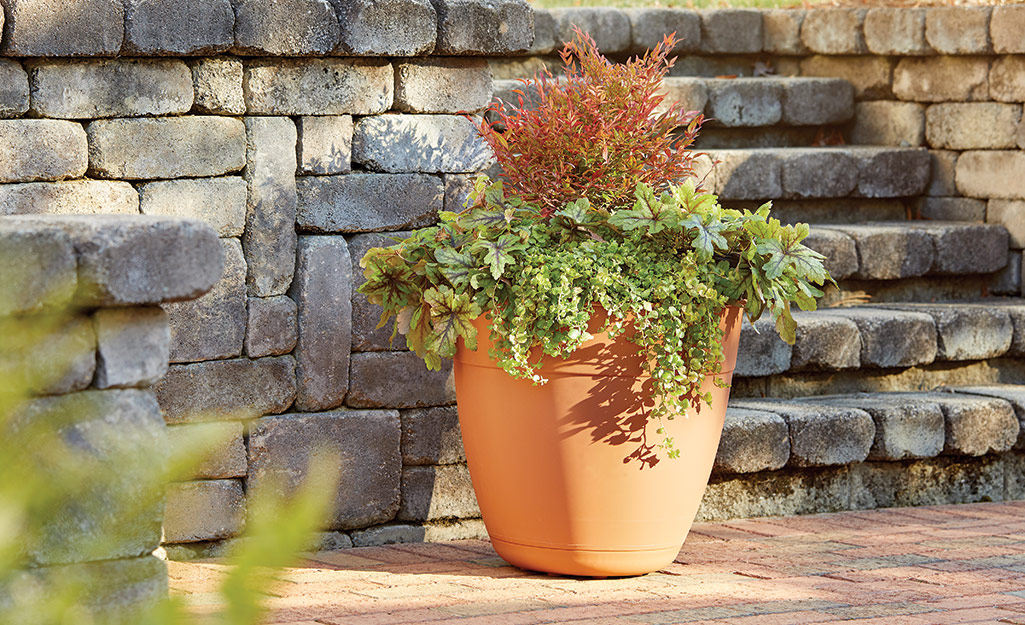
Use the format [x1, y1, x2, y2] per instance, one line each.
[790, 312, 861, 371]
[705, 79, 781, 128]
[350, 524, 424, 546]
[155, 356, 297, 424]
[398, 464, 479, 521]
[244, 59, 393, 116]
[310, 531, 354, 551]
[347, 351, 455, 409]
[700, 9, 762, 54]
[801, 9, 866, 54]
[762, 9, 806, 55]
[189, 57, 245, 115]
[993, 251, 1021, 295]
[233, 0, 340, 55]
[926, 103, 1021, 150]
[1, 0, 123, 56]
[629, 9, 701, 53]
[802, 229, 857, 281]
[1006, 452, 1025, 500]
[851, 101, 925, 147]
[247, 410, 401, 530]
[990, 56, 1025, 103]
[992, 5, 1025, 54]
[713, 407, 789, 474]
[956, 151, 1025, 201]
[816, 394, 945, 461]
[914, 197, 986, 222]
[854, 148, 931, 198]
[164, 238, 246, 363]
[3, 315, 97, 396]
[799, 55, 894, 100]
[658, 78, 708, 116]
[988, 200, 1025, 249]
[166, 421, 247, 479]
[87, 117, 245, 180]
[902, 222, 1009, 275]
[402, 406, 465, 465]
[163, 480, 246, 543]
[780, 149, 858, 199]
[444, 174, 477, 213]
[0, 60, 29, 117]
[297, 116, 352, 175]
[333, 0, 437, 55]
[927, 150, 959, 197]
[877, 303, 1012, 361]
[348, 231, 413, 352]
[395, 58, 492, 114]
[864, 8, 928, 55]
[706, 150, 782, 201]
[0, 181, 139, 217]
[297, 174, 443, 233]
[925, 7, 992, 54]
[736, 317, 792, 378]
[893, 57, 990, 103]
[697, 467, 850, 522]
[781, 78, 854, 126]
[827, 224, 933, 280]
[733, 399, 874, 467]
[245, 296, 298, 358]
[125, 0, 234, 54]
[910, 393, 1019, 456]
[0, 119, 85, 183]
[550, 7, 631, 53]
[431, 0, 533, 55]
[953, 385, 1025, 450]
[850, 456, 1004, 510]
[0, 221, 77, 315]
[94, 307, 170, 389]
[243, 117, 298, 297]
[290, 236, 352, 412]
[352, 114, 493, 174]
[28, 59, 193, 119]
[139, 178, 247, 238]
[826, 308, 937, 369]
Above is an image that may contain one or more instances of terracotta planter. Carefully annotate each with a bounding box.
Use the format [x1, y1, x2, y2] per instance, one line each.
[453, 306, 743, 577]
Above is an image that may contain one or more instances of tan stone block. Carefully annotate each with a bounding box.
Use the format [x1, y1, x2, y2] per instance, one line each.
[800, 55, 893, 99]
[762, 9, 807, 55]
[925, 103, 1021, 150]
[956, 151, 1025, 200]
[851, 101, 924, 147]
[990, 56, 1025, 103]
[925, 7, 991, 54]
[864, 8, 928, 56]
[893, 57, 990, 102]
[988, 200, 1025, 249]
[801, 9, 867, 55]
[992, 5, 1025, 54]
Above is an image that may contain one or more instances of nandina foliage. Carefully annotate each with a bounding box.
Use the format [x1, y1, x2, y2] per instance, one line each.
[478, 29, 704, 217]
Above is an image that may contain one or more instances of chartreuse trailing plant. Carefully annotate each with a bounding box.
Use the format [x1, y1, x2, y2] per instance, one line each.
[358, 31, 832, 457]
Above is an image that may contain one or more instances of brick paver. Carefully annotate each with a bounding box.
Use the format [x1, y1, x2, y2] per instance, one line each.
[169, 502, 1025, 625]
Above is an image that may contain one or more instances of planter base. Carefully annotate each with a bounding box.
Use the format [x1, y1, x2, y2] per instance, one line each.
[491, 537, 680, 577]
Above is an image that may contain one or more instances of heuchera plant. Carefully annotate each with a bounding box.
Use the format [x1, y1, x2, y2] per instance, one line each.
[359, 31, 832, 456]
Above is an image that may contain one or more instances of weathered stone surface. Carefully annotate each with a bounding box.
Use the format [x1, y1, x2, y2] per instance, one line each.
[828, 224, 933, 279]
[659, 78, 708, 115]
[818, 394, 945, 460]
[990, 56, 1025, 103]
[164, 238, 246, 363]
[139, 178, 247, 238]
[347, 352, 455, 409]
[164, 480, 246, 543]
[762, 9, 806, 55]
[0, 60, 29, 117]
[290, 236, 352, 412]
[850, 456, 1004, 509]
[790, 312, 861, 371]
[926, 103, 1021, 150]
[734, 400, 875, 467]
[348, 524, 422, 546]
[957, 151, 1025, 201]
[444, 174, 477, 213]
[714, 407, 790, 474]
[706, 150, 781, 200]
[333, 0, 437, 55]
[309, 531, 354, 550]
[877, 303, 1012, 361]
[954, 385, 1025, 450]
[297, 116, 352, 175]
[893, 57, 990, 103]
[87, 117, 245, 180]
[826, 308, 937, 368]
[629, 8, 701, 53]
[0, 222, 77, 315]
[233, 0, 340, 55]
[189, 57, 245, 115]
[851, 101, 925, 147]
[245, 296, 298, 358]
[799, 55, 893, 99]
[984, 299, 1025, 356]
[914, 197, 986, 222]
[94, 307, 169, 389]
[925, 7, 992, 54]
[297, 174, 443, 233]
[550, 7, 630, 53]
[1006, 452, 1025, 500]
[398, 464, 479, 521]
[864, 8, 928, 55]
[424, 518, 487, 541]
[353, 115, 493, 174]
[401, 406, 464, 465]
[247, 410, 401, 530]
[989, 200, 1025, 249]
[244, 59, 393, 116]
[697, 467, 850, 522]
[125, 0, 234, 54]
[243, 117, 297, 297]
[155, 356, 297, 424]
[528, 9, 556, 54]
[992, 5, 1025, 54]
[904, 222, 1009, 275]
[801, 9, 867, 55]
[927, 150, 959, 197]
[736, 318, 792, 378]
[782, 78, 854, 126]
[700, 9, 762, 54]
[395, 58, 491, 114]
[167, 421, 247, 480]
[803, 229, 857, 281]
[780, 149, 858, 199]
[706, 79, 782, 127]
[0, 181, 138, 216]
[432, 0, 534, 55]
[0, 120, 86, 183]
[2, 0, 123, 56]
[28, 59, 193, 119]
[910, 393, 1019, 456]
[993, 251, 1021, 295]
[4, 315, 96, 395]
[854, 148, 931, 198]
[348, 231, 412, 352]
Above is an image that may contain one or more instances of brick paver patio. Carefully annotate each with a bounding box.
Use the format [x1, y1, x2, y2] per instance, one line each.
[170, 502, 1025, 625]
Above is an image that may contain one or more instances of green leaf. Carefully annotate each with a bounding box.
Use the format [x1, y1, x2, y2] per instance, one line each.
[555, 198, 598, 226]
[434, 248, 476, 288]
[423, 286, 480, 358]
[775, 306, 797, 345]
[683, 214, 728, 260]
[473, 233, 524, 279]
[460, 207, 509, 230]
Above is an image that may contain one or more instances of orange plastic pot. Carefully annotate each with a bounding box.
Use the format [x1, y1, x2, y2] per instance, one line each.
[453, 306, 742, 577]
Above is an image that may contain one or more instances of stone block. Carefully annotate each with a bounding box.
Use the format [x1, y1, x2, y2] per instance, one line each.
[347, 351, 455, 409]
[905, 222, 1008, 275]
[762, 9, 806, 55]
[989, 200, 1025, 249]
[432, 0, 534, 55]
[28, 59, 193, 119]
[529, 9, 556, 54]
[818, 394, 945, 461]
[444, 174, 477, 213]
[956, 151, 1025, 201]
[700, 10, 762, 54]
[243, 117, 298, 297]
[189, 57, 245, 115]
[801, 9, 867, 55]
[736, 317, 792, 378]
[790, 312, 861, 371]
[245, 296, 298, 358]
[0, 181, 139, 217]
[705, 79, 781, 127]
[914, 197, 986, 222]
[826, 308, 937, 369]
[985, 300, 1025, 356]
[163, 480, 246, 543]
[4, 315, 97, 396]
[893, 57, 990, 103]
[697, 467, 850, 522]
[233, 0, 340, 55]
[402, 406, 464, 465]
[348, 231, 413, 352]
[629, 9, 701, 53]
[953, 385, 1025, 450]
[94, 307, 169, 389]
[1, 0, 123, 56]
[799, 55, 893, 100]
[298, 116, 353, 175]
[854, 148, 931, 198]
[829, 224, 933, 280]
[0, 60, 29, 117]
[350, 524, 425, 546]
[333, 0, 437, 55]
[992, 5, 1025, 54]
[398, 464, 479, 521]
[166, 421, 247, 480]
[424, 518, 487, 541]
[706, 150, 781, 201]
[713, 407, 790, 474]
[877, 303, 1012, 361]
[851, 101, 925, 147]
[864, 8, 928, 55]
[780, 149, 858, 199]
[925, 7, 991, 54]
[1007, 452, 1025, 500]
[244, 59, 393, 116]
[550, 8, 631, 53]
[915, 393, 1019, 456]
[781, 78, 854, 126]
[297, 174, 443, 233]
[87, 117, 245, 180]
[993, 251, 1021, 295]
[247, 410, 401, 530]
[850, 456, 1004, 509]
[290, 236, 352, 412]
[310, 531, 354, 550]
[734, 400, 875, 467]
[0, 222, 76, 315]
[0, 120, 86, 183]
[927, 150, 959, 197]
[139, 178, 247, 238]
[155, 356, 297, 424]
[353, 114, 493, 174]
[395, 58, 492, 114]
[990, 56, 1025, 103]
[125, 0, 234, 54]
[803, 229, 858, 281]
[164, 238, 246, 363]
[658, 78, 708, 115]
[926, 103, 1021, 150]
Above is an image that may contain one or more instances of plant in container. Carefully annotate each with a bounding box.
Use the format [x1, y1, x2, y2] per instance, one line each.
[358, 30, 832, 577]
